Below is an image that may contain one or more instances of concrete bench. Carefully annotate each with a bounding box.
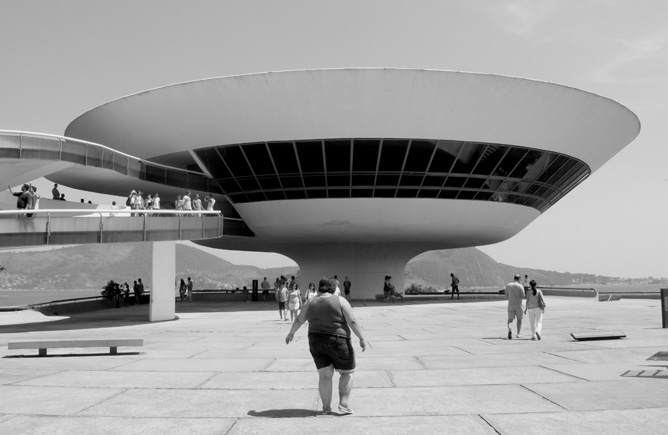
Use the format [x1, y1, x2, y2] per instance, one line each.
[570, 331, 626, 341]
[8, 338, 144, 356]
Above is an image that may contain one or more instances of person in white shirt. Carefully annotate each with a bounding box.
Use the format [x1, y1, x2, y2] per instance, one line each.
[182, 191, 192, 215]
[153, 193, 160, 213]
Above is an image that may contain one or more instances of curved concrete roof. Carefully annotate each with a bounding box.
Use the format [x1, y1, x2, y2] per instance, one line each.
[65, 68, 640, 172]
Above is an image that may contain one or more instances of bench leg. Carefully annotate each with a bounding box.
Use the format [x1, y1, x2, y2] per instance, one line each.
[110, 347, 117, 355]
[39, 348, 47, 357]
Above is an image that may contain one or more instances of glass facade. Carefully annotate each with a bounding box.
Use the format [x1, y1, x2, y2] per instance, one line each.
[194, 139, 590, 213]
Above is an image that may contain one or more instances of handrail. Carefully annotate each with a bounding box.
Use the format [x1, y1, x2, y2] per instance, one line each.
[0, 209, 221, 216]
[0, 209, 224, 246]
[0, 130, 208, 177]
[0, 130, 223, 194]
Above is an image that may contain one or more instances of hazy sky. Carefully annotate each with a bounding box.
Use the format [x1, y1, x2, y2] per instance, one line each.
[1, 0, 666, 277]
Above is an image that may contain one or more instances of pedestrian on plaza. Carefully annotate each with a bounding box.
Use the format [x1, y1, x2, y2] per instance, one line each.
[276, 280, 288, 320]
[506, 274, 526, 339]
[306, 282, 317, 302]
[343, 276, 352, 301]
[178, 279, 187, 302]
[523, 274, 530, 293]
[524, 279, 546, 340]
[133, 280, 140, 305]
[450, 273, 460, 300]
[137, 278, 145, 304]
[285, 277, 367, 416]
[288, 284, 302, 321]
[187, 277, 194, 301]
[52, 183, 60, 199]
[261, 277, 271, 301]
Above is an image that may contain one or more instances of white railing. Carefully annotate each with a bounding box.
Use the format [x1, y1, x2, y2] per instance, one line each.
[0, 209, 223, 245]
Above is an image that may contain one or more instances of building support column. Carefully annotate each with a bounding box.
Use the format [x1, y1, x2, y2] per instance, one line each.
[150, 241, 176, 322]
[282, 243, 427, 300]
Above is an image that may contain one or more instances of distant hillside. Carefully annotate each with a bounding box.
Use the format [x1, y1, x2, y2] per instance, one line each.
[0, 243, 297, 291]
[0, 244, 660, 292]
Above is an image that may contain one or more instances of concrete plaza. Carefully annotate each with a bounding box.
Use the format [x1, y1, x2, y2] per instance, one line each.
[1, 296, 667, 434]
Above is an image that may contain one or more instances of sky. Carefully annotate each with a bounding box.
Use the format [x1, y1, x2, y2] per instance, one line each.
[1, 0, 666, 277]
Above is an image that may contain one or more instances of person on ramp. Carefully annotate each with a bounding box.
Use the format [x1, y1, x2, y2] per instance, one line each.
[285, 277, 366, 415]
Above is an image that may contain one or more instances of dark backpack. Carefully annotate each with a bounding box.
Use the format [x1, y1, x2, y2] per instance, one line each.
[126, 195, 132, 207]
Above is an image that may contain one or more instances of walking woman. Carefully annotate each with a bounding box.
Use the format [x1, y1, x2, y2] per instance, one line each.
[524, 279, 546, 340]
[287, 284, 302, 321]
[179, 278, 187, 302]
[285, 277, 366, 415]
[306, 282, 317, 302]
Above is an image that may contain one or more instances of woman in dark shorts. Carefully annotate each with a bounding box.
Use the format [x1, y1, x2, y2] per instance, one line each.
[285, 277, 366, 415]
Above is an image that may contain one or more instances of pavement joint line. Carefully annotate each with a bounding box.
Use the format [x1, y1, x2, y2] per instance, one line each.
[259, 359, 277, 372]
[192, 371, 219, 389]
[519, 383, 569, 411]
[478, 414, 504, 435]
[187, 349, 210, 359]
[543, 351, 587, 364]
[382, 370, 397, 387]
[538, 364, 590, 382]
[222, 418, 240, 435]
[412, 356, 428, 369]
[452, 345, 474, 355]
[73, 387, 128, 416]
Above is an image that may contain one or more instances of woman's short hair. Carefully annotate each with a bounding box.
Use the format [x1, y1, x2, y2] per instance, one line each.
[318, 277, 336, 294]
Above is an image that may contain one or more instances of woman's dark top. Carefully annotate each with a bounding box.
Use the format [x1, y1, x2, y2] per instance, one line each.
[306, 295, 350, 337]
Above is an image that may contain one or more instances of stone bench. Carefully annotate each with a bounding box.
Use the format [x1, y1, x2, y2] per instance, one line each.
[8, 338, 144, 356]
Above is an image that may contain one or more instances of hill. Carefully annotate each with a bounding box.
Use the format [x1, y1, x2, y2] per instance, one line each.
[0, 243, 297, 291]
[0, 244, 661, 292]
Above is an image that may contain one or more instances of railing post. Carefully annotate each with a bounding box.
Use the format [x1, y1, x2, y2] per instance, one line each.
[178, 213, 182, 240]
[143, 212, 147, 241]
[99, 212, 104, 243]
[45, 213, 51, 245]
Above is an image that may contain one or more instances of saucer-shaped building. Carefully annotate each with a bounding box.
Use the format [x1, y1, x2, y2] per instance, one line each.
[52, 69, 640, 298]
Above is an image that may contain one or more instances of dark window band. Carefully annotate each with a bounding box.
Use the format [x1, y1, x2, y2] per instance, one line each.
[195, 139, 590, 213]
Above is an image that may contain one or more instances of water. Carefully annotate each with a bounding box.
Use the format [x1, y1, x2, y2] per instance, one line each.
[0, 290, 102, 307]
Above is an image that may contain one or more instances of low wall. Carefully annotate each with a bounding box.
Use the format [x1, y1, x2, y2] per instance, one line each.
[540, 287, 598, 299]
[35, 299, 115, 315]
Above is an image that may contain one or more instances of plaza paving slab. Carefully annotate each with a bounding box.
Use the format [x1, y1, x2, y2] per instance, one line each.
[0, 297, 666, 434]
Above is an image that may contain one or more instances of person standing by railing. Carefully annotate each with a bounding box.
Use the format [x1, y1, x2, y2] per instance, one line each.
[8, 184, 32, 217]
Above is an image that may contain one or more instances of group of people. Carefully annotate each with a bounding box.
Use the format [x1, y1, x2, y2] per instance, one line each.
[113, 279, 146, 306]
[177, 277, 194, 302]
[8, 183, 41, 217]
[382, 275, 404, 302]
[126, 190, 161, 215]
[173, 191, 216, 215]
[268, 274, 354, 321]
[271, 276, 308, 321]
[506, 274, 547, 341]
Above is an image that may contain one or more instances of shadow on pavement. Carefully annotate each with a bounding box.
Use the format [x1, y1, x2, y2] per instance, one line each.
[247, 409, 315, 418]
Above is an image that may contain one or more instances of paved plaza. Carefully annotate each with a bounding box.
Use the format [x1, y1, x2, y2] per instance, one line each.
[1, 296, 667, 434]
